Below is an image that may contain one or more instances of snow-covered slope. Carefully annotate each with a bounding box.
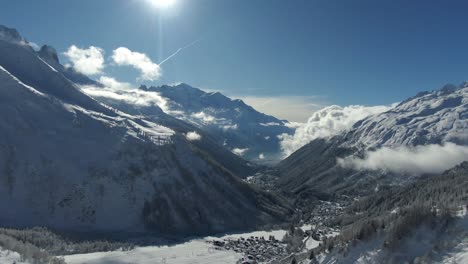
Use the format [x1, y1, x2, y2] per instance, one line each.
[344, 84, 468, 149]
[277, 85, 468, 194]
[79, 85, 260, 178]
[141, 84, 294, 163]
[302, 162, 468, 264]
[310, 215, 468, 264]
[0, 25, 291, 235]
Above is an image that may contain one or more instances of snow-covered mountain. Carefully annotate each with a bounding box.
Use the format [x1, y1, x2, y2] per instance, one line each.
[0, 25, 292, 235]
[140, 84, 294, 163]
[277, 84, 468, 195]
[343, 84, 468, 149]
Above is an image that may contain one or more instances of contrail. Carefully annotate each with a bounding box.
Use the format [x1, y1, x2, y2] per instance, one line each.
[159, 39, 201, 65]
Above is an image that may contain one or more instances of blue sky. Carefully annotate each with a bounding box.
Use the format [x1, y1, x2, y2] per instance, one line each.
[1, 0, 468, 121]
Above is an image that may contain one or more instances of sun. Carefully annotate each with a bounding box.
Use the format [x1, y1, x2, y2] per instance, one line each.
[149, 0, 176, 9]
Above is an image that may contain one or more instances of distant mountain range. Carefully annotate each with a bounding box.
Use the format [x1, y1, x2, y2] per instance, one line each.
[82, 82, 294, 163]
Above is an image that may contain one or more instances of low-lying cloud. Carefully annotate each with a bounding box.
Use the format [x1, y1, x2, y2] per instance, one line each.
[338, 143, 468, 175]
[279, 104, 395, 157]
[191, 112, 216, 124]
[232, 148, 249, 156]
[185, 131, 202, 141]
[221, 124, 238, 131]
[81, 84, 171, 112]
[111, 47, 161, 81]
[98, 76, 133, 90]
[63, 45, 105, 75]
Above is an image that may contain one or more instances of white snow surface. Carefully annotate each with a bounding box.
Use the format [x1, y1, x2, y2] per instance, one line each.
[65, 240, 241, 264]
[0, 247, 30, 264]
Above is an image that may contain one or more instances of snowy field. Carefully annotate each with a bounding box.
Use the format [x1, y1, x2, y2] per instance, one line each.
[64, 240, 240, 264]
[63, 225, 330, 264]
[64, 228, 292, 264]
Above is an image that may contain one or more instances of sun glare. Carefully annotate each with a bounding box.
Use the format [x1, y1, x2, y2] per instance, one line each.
[149, 0, 176, 9]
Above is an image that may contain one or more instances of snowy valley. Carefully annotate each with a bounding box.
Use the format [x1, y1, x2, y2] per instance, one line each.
[0, 19, 467, 264]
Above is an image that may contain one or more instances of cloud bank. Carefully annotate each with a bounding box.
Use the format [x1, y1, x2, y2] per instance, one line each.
[98, 76, 133, 90]
[111, 47, 161, 81]
[186, 131, 202, 141]
[81, 84, 170, 112]
[338, 143, 468, 175]
[63, 45, 105, 75]
[191, 112, 216, 124]
[279, 104, 395, 157]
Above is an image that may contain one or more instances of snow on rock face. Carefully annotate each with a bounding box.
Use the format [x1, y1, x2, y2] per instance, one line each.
[344, 86, 468, 149]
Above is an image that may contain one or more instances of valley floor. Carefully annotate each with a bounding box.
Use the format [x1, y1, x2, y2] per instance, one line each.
[61, 224, 338, 264]
[63, 229, 290, 264]
[64, 240, 240, 264]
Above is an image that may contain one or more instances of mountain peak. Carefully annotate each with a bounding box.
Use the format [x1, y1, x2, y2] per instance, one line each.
[439, 83, 458, 95]
[38, 45, 59, 63]
[0, 25, 23, 44]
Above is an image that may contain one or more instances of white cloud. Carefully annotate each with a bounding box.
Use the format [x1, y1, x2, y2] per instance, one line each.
[111, 47, 161, 81]
[236, 96, 327, 122]
[191, 112, 216, 124]
[221, 124, 238, 131]
[28, 41, 40, 51]
[80, 85, 171, 112]
[98, 76, 133, 90]
[279, 104, 395, 157]
[259, 153, 265, 160]
[63, 45, 105, 75]
[260, 122, 281, 127]
[185, 131, 202, 141]
[232, 148, 249, 156]
[338, 143, 468, 175]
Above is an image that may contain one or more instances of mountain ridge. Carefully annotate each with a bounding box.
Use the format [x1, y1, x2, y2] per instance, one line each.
[277, 84, 468, 195]
[0, 24, 292, 235]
